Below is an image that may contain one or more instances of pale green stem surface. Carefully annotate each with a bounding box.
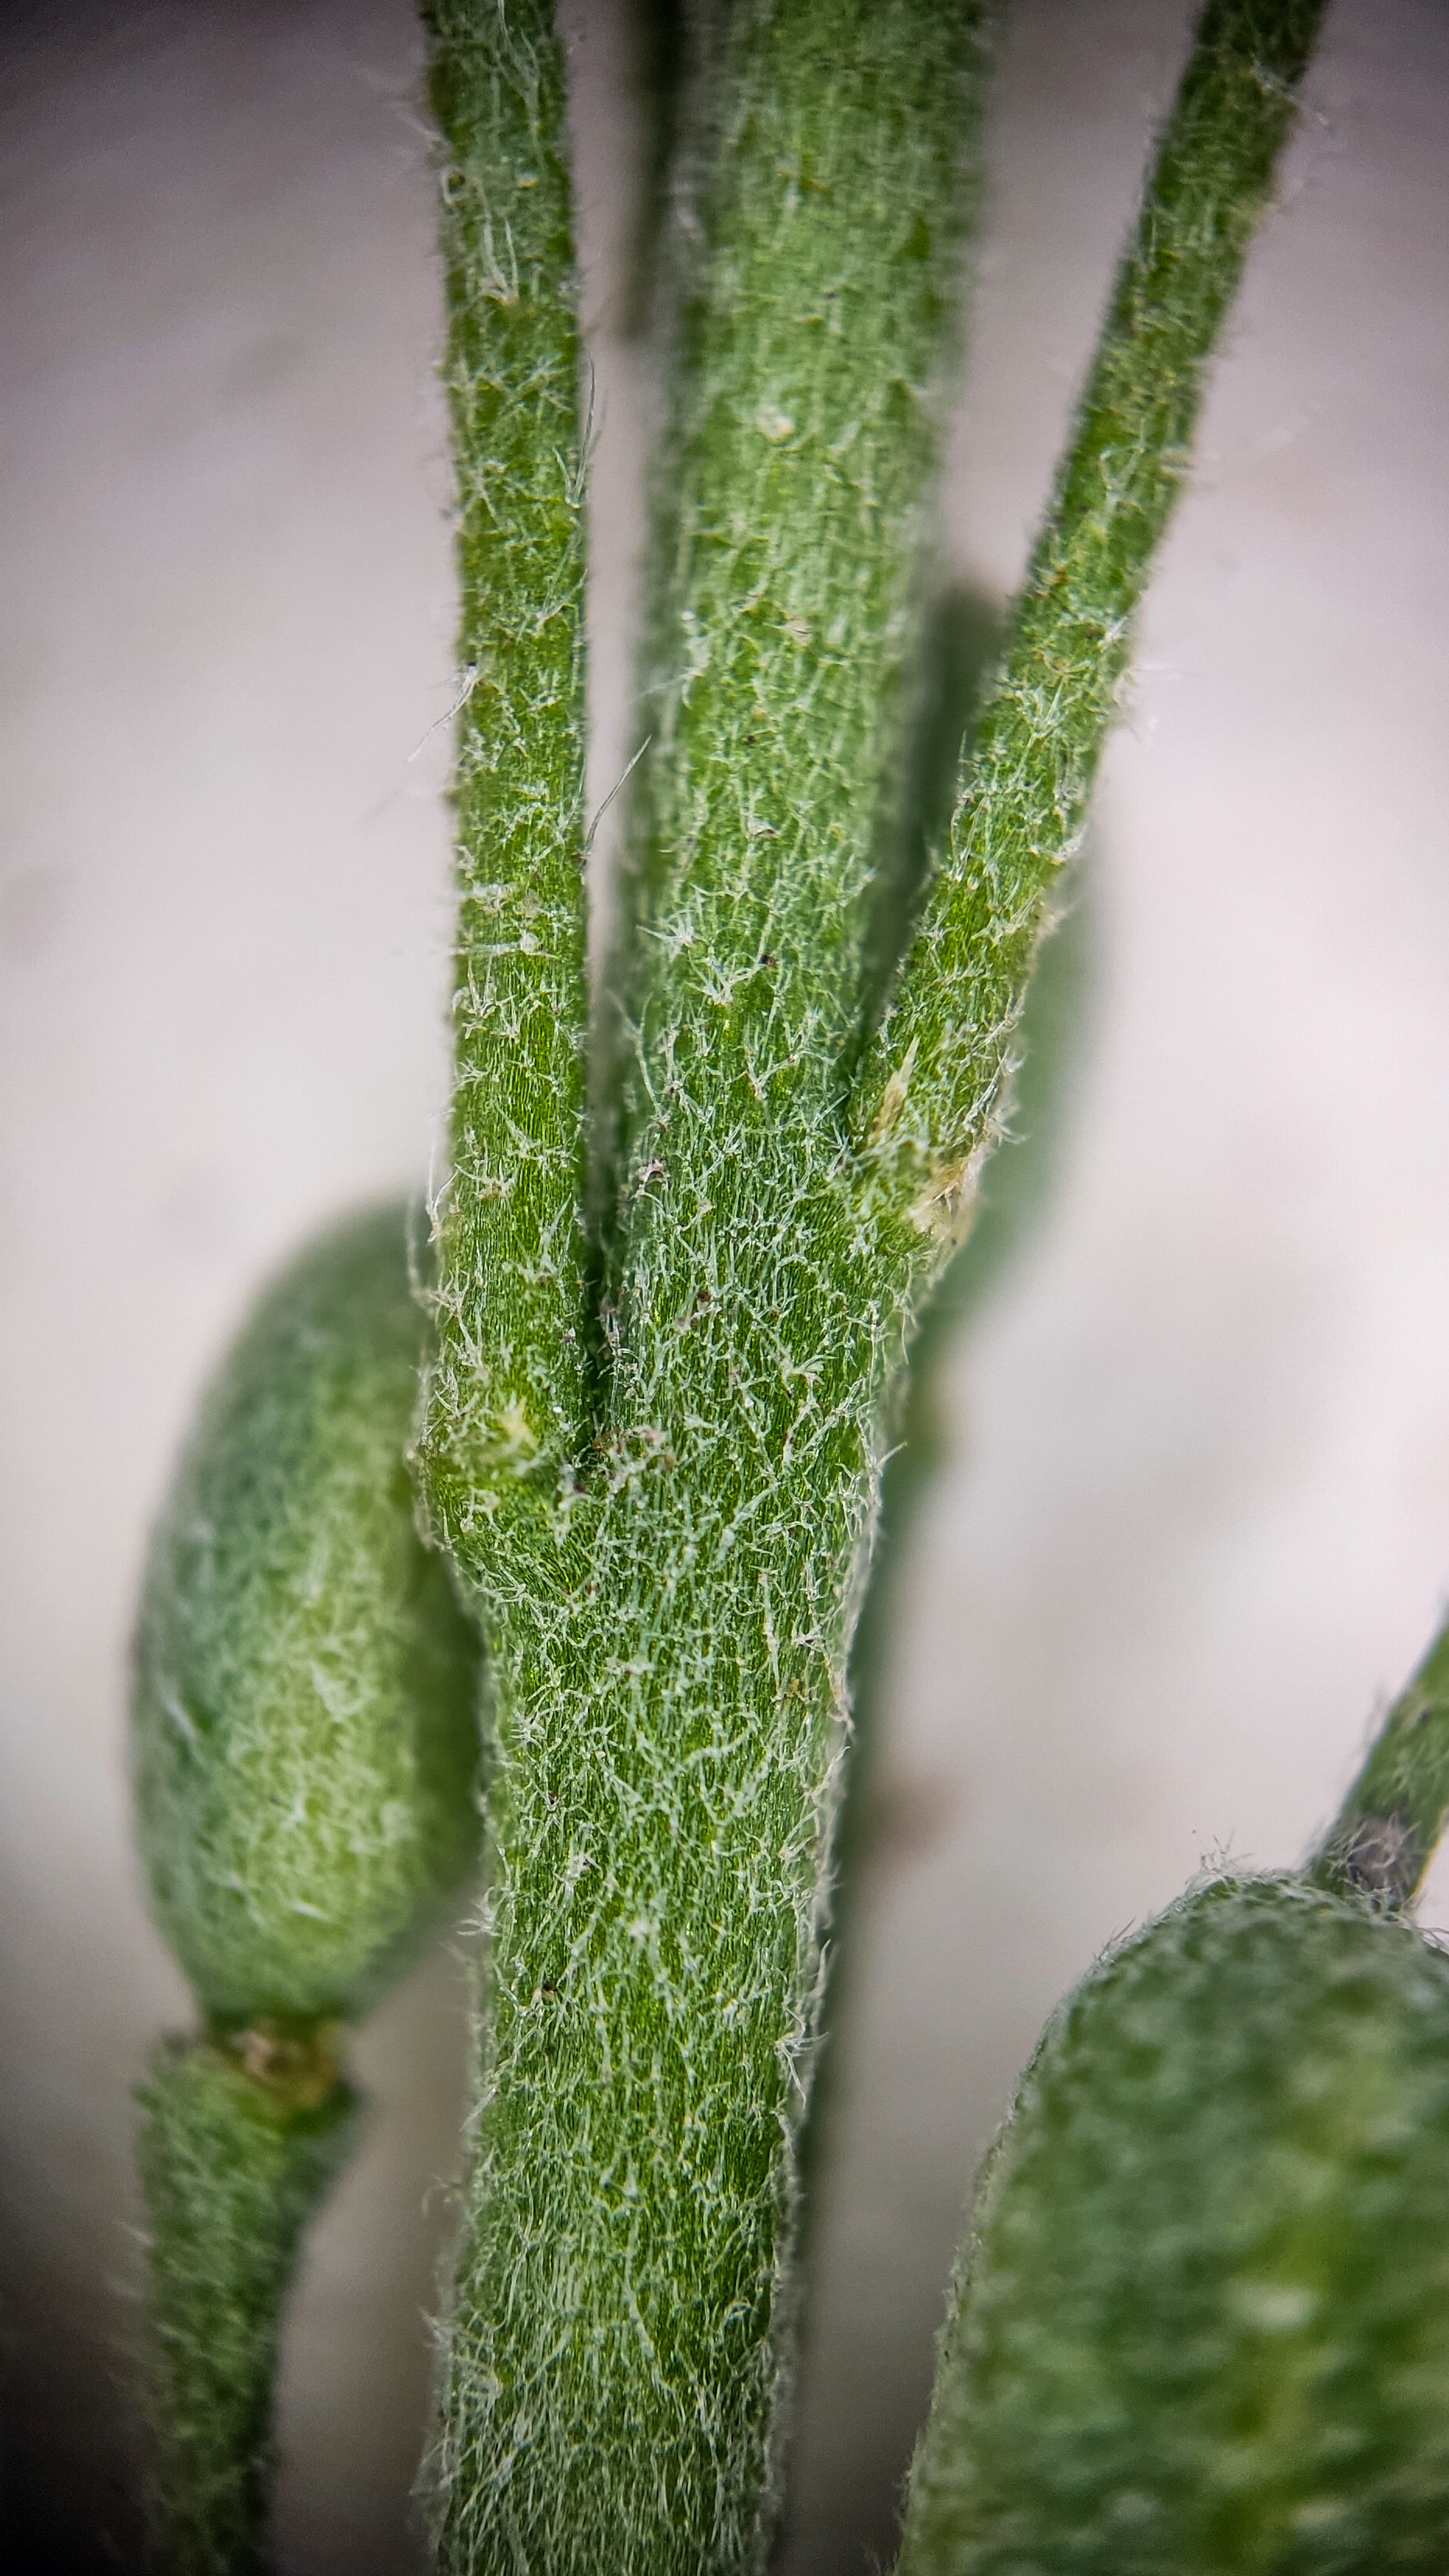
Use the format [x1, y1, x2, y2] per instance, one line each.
[1311, 1613, 1449, 1910]
[621, 0, 987, 1160]
[136, 2037, 357, 2576]
[855, 0, 1331, 1249]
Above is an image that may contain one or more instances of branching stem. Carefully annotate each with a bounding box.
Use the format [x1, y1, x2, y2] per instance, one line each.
[420, 2, 1330, 2569]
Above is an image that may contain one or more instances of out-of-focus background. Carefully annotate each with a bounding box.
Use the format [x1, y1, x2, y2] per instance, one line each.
[3, 0, 1447, 2565]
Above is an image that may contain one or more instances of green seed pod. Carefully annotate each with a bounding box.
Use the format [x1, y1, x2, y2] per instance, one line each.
[899, 1872, 1449, 2574]
[132, 1205, 482, 2025]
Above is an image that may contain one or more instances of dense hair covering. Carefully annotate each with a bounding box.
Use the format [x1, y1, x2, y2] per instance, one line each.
[418, 4, 987, 2567]
[856, 0, 1329, 1235]
[899, 1876, 1449, 2574]
[416, 0, 1326, 2567]
[137, 2038, 357, 2574]
[132, 1205, 481, 2023]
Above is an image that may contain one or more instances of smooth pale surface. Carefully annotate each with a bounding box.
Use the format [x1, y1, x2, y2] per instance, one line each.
[2, 0, 1447, 2567]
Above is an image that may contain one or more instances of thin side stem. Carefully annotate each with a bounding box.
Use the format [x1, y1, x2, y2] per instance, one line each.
[420, 0, 593, 1553]
[853, 0, 1329, 1253]
[1310, 1612, 1449, 1910]
[618, 0, 987, 1225]
[137, 2035, 357, 2575]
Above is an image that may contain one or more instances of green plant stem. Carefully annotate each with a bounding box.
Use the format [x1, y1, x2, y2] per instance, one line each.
[136, 2035, 357, 2575]
[420, 2, 1325, 2568]
[422, 0, 592, 1547]
[854, 0, 1330, 1250]
[423, 7, 987, 2569]
[621, 0, 986, 1169]
[1310, 1611, 1449, 1909]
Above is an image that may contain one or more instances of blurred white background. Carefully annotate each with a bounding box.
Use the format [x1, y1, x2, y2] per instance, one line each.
[2, 0, 1447, 2566]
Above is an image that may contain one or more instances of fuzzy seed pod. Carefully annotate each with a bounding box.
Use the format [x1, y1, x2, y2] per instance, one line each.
[132, 1205, 482, 2025]
[900, 1872, 1449, 2574]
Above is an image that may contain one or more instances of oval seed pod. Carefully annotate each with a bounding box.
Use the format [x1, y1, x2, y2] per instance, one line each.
[132, 1204, 481, 2025]
[899, 1872, 1449, 2575]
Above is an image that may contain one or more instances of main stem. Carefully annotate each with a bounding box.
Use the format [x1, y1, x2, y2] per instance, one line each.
[854, 0, 1331, 1232]
[421, 2, 1328, 2568]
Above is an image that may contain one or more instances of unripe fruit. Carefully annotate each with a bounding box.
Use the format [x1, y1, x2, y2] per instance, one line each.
[899, 1872, 1449, 2574]
[132, 1206, 481, 2024]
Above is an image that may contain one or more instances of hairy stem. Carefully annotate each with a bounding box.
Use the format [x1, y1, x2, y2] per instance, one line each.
[421, 1, 1327, 2568]
[855, 0, 1330, 1249]
[136, 2035, 356, 2575]
[621, 0, 986, 1160]
[1310, 1611, 1449, 1910]
[426, 5, 987, 2568]
[420, 0, 593, 1547]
